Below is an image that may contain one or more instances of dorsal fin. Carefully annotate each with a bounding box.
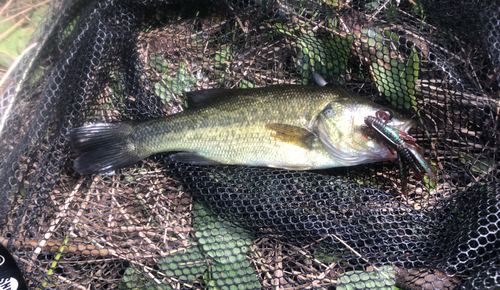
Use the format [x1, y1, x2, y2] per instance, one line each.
[312, 73, 329, 86]
[185, 89, 232, 107]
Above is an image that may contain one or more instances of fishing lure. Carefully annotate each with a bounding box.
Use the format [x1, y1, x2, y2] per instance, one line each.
[365, 111, 437, 196]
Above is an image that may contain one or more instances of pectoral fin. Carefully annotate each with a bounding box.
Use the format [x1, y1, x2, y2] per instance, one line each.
[170, 153, 223, 165]
[265, 123, 316, 150]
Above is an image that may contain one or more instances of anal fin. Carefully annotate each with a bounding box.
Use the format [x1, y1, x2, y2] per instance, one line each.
[170, 152, 223, 166]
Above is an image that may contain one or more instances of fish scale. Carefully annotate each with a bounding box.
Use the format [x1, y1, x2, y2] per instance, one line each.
[67, 84, 414, 174]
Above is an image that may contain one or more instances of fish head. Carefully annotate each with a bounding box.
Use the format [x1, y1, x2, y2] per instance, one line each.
[316, 94, 414, 166]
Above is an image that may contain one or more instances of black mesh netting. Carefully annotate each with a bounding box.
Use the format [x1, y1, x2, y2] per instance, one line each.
[0, 0, 499, 289]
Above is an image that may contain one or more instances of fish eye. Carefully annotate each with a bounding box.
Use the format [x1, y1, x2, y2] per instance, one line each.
[385, 109, 393, 120]
[376, 110, 393, 122]
[323, 105, 334, 117]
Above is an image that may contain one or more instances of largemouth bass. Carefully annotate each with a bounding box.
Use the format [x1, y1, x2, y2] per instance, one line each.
[68, 83, 414, 174]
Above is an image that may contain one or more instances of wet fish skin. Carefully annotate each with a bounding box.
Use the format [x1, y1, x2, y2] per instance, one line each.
[67, 85, 413, 174]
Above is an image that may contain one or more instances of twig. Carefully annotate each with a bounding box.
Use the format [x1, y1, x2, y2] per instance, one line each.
[231, 50, 261, 88]
[462, 45, 483, 91]
[111, 193, 167, 256]
[0, 0, 13, 15]
[422, 83, 494, 109]
[227, 3, 248, 34]
[0, 18, 25, 41]
[23, 179, 84, 287]
[368, 0, 400, 22]
[273, 243, 284, 289]
[0, 0, 51, 25]
[92, 238, 174, 286]
[330, 234, 391, 279]
[0, 42, 38, 137]
[0, 236, 111, 256]
[149, 59, 179, 105]
[190, 19, 228, 39]
[268, 238, 336, 283]
[42, 236, 70, 288]
[32, 179, 83, 258]
[16, 256, 87, 290]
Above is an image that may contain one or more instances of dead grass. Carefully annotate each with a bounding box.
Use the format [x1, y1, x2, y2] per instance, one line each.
[0, 0, 48, 84]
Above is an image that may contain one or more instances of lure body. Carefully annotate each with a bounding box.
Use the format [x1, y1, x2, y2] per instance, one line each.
[365, 111, 437, 195]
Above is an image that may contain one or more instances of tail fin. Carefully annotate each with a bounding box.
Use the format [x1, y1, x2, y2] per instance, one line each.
[67, 122, 144, 174]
